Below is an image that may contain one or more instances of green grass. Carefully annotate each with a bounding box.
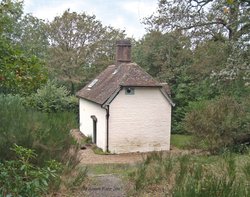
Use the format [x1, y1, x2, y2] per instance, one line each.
[171, 134, 193, 149]
[128, 151, 250, 196]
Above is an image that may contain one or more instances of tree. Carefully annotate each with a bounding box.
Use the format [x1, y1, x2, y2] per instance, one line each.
[47, 10, 125, 93]
[0, 0, 47, 94]
[145, 0, 250, 43]
[132, 31, 192, 83]
[0, 0, 23, 41]
[18, 14, 49, 59]
[133, 31, 194, 133]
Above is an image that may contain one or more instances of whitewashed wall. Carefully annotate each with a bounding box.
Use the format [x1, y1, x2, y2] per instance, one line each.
[79, 98, 107, 150]
[109, 87, 171, 153]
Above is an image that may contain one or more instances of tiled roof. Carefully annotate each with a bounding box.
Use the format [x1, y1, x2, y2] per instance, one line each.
[76, 63, 172, 105]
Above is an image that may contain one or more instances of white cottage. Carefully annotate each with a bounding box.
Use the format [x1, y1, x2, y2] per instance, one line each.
[76, 40, 174, 153]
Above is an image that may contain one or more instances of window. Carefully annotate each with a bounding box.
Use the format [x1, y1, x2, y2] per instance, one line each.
[88, 79, 98, 88]
[125, 87, 135, 95]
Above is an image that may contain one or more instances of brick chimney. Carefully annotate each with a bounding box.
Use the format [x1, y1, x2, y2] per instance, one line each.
[116, 40, 131, 65]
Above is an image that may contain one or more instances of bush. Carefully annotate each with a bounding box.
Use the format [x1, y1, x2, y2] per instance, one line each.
[0, 94, 77, 164]
[0, 144, 62, 197]
[24, 80, 78, 113]
[184, 96, 248, 152]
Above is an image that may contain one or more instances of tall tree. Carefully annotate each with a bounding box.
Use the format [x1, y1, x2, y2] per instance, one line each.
[133, 31, 192, 83]
[47, 10, 125, 93]
[145, 0, 250, 43]
[18, 14, 49, 59]
[0, 0, 47, 94]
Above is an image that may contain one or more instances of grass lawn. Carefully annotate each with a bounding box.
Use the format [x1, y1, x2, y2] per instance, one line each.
[171, 134, 193, 149]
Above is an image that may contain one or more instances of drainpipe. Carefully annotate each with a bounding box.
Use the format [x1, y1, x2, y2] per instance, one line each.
[105, 105, 110, 152]
[102, 104, 110, 152]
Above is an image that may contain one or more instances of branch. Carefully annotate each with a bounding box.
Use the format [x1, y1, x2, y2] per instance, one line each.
[237, 23, 250, 37]
[176, 20, 224, 30]
[176, 18, 233, 39]
[187, 0, 213, 12]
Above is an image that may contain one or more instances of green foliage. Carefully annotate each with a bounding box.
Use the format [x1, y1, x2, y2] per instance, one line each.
[173, 154, 246, 197]
[0, 0, 23, 37]
[184, 96, 248, 152]
[92, 145, 110, 155]
[25, 80, 78, 113]
[81, 135, 92, 146]
[132, 31, 192, 82]
[243, 161, 250, 180]
[145, 0, 250, 43]
[47, 10, 125, 94]
[171, 134, 193, 149]
[66, 167, 88, 190]
[0, 144, 61, 197]
[0, 0, 48, 95]
[0, 53, 48, 94]
[0, 94, 77, 163]
[190, 41, 230, 79]
[18, 14, 49, 59]
[130, 152, 174, 191]
[130, 152, 250, 196]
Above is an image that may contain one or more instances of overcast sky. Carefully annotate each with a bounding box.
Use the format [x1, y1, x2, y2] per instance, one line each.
[23, 0, 158, 40]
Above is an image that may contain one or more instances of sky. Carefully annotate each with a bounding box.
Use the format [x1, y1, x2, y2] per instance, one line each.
[23, 0, 158, 40]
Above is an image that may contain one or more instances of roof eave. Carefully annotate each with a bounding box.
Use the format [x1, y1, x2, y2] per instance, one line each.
[77, 94, 103, 106]
[160, 88, 175, 107]
[102, 87, 122, 108]
[121, 85, 162, 87]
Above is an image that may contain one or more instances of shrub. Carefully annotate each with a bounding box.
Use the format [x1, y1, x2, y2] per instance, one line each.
[184, 96, 248, 152]
[0, 144, 61, 197]
[24, 80, 78, 113]
[0, 94, 77, 164]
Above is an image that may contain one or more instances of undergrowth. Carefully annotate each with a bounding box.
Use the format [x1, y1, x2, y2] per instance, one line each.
[129, 151, 250, 196]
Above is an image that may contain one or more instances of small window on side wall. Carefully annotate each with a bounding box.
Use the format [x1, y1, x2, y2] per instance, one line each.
[125, 87, 135, 95]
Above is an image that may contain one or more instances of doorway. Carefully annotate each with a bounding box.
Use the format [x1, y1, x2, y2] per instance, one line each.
[91, 115, 97, 144]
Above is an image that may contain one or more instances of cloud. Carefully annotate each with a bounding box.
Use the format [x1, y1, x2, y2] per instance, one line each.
[23, 0, 158, 39]
[121, 0, 158, 19]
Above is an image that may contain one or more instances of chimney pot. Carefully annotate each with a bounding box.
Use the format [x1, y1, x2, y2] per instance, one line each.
[116, 40, 131, 65]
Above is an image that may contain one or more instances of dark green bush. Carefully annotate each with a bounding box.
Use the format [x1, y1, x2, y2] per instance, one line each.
[24, 80, 78, 113]
[0, 144, 61, 197]
[184, 96, 248, 152]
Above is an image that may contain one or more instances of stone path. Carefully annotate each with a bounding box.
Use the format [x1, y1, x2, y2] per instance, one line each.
[69, 129, 208, 197]
[77, 174, 126, 197]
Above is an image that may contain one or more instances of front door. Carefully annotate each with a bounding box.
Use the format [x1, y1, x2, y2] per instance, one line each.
[91, 115, 97, 144]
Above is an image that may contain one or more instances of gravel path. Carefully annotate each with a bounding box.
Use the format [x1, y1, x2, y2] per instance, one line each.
[71, 129, 146, 164]
[79, 148, 145, 164]
[69, 129, 207, 197]
[71, 129, 207, 164]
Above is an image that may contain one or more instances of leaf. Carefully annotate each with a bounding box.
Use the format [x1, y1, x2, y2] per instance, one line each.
[227, 0, 234, 4]
[42, 179, 48, 186]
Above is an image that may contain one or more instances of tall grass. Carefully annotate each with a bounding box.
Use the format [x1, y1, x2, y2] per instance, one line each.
[0, 94, 77, 164]
[130, 151, 250, 196]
